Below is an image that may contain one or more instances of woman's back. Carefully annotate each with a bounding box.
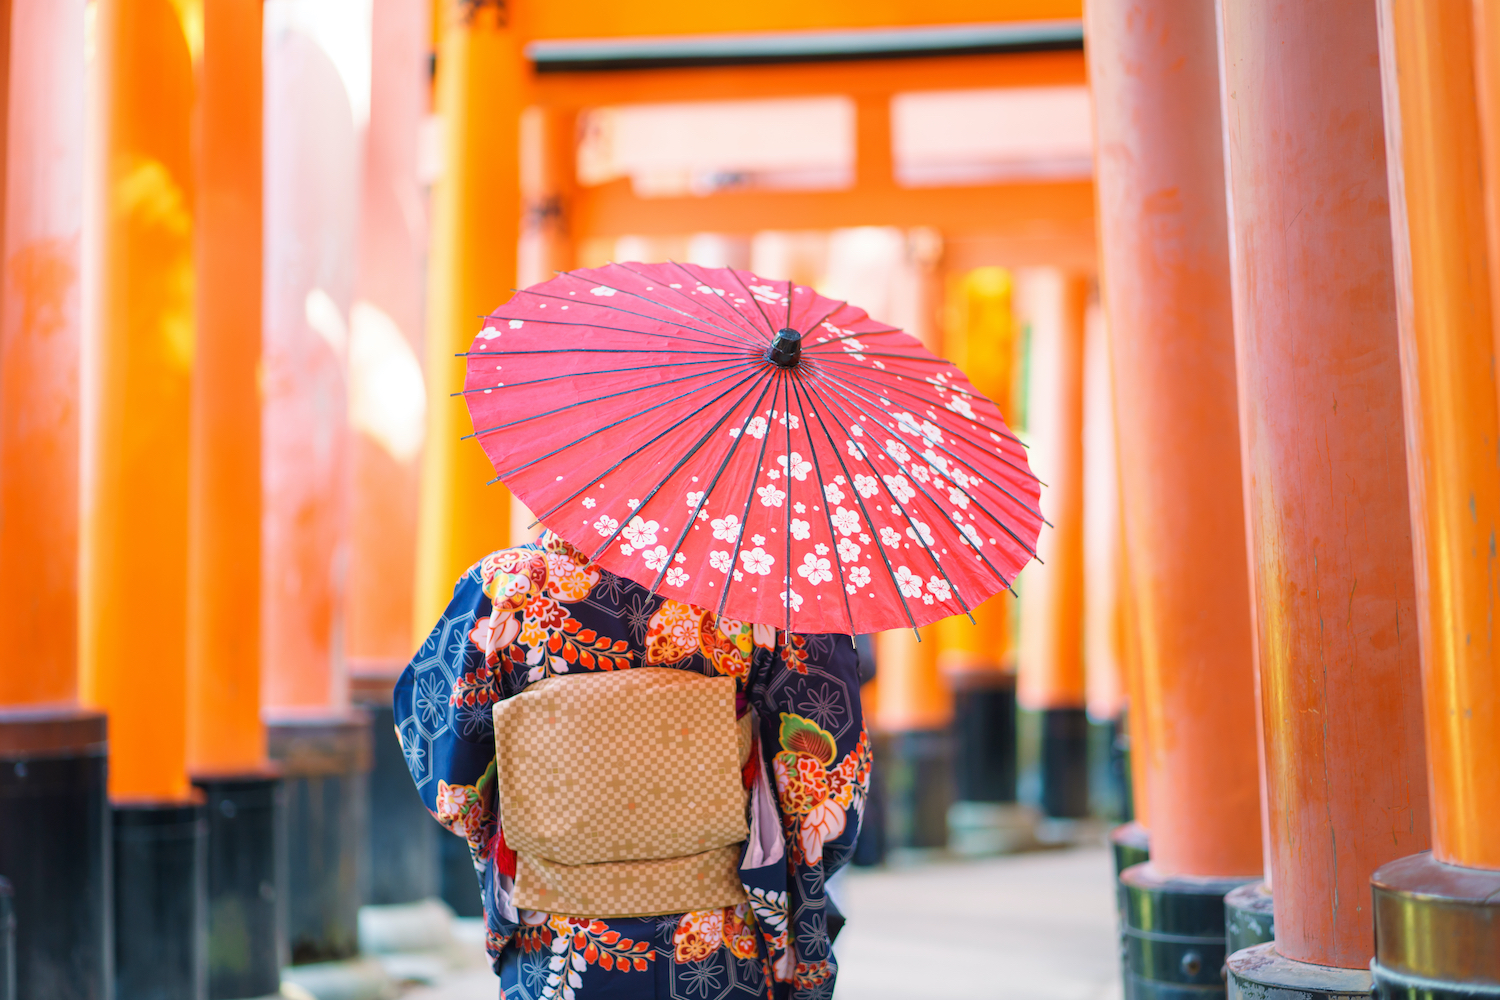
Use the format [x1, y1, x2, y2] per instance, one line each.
[394, 532, 869, 1000]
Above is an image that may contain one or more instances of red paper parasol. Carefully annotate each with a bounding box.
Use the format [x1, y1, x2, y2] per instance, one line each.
[463, 261, 1043, 635]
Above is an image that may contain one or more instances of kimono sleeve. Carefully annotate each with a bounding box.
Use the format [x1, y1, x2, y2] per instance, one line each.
[750, 632, 872, 998]
[393, 561, 515, 962]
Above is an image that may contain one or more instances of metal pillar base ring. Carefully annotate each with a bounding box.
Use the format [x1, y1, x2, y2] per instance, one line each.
[1371, 851, 1500, 999]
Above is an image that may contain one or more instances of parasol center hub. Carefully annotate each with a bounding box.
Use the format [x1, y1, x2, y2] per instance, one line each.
[769, 328, 802, 368]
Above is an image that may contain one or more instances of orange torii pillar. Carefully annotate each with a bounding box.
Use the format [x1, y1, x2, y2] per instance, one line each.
[1080, 302, 1126, 809]
[1089, 3, 1268, 994]
[417, 0, 526, 910]
[349, 0, 442, 912]
[262, 9, 369, 965]
[83, 0, 206, 995]
[1015, 268, 1090, 823]
[937, 267, 1026, 854]
[1373, 5, 1500, 992]
[184, 3, 281, 997]
[0, 4, 108, 997]
[414, 0, 526, 640]
[1218, 2, 1430, 993]
[871, 237, 954, 852]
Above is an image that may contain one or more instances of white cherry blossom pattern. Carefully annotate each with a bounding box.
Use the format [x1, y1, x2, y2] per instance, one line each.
[641, 545, 670, 571]
[757, 484, 786, 508]
[880, 526, 903, 547]
[780, 589, 805, 611]
[927, 576, 952, 602]
[846, 438, 869, 461]
[592, 515, 618, 537]
[814, 543, 829, 556]
[853, 474, 880, 498]
[797, 553, 833, 586]
[946, 395, 976, 419]
[837, 538, 861, 563]
[709, 550, 732, 572]
[823, 481, 845, 505]
[582, 497, 596, 508]
[711, 515, 742, 542]
[830, 506, 861, 536]
[946, 487, 971, 510]
[741, 547, 775, 576]
[885, 440, 911, 464]
[621, 516, 660, 548]
[895, 566, 924, 598]
[790, 518, 812, 541]
[909, 465, 931, 484]
[882, 475, 916, 505]
[778, 453, 812, 481]
[745, 416, 768, 439]
[685, 490, 705, 511]
[665, 567, 689, 587]
[846, 565, 872, 591]
[906, 521, 935, 546]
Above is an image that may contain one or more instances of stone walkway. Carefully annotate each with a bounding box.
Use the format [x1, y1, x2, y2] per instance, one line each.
[392, 845, 1121, 1000]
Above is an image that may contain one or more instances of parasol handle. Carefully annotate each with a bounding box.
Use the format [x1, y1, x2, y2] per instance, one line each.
[769, 328, 802, 368]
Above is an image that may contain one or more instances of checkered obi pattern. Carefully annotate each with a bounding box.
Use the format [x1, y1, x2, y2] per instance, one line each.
[493, 668, 753, 917]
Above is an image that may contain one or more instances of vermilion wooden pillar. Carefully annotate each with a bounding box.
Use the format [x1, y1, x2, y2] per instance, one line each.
[84, 1, 207, 995]
[0, 3, 110, 997]
[1218, 1, 1429, 991]
[937, 267, 1024, 853]
[1089, 5, 1267, 990]
[1015, 268, 1089, 822]
[414, 0, 525, 639]
[1371, 3, 1500, 994]
[185, 4, 283, 996]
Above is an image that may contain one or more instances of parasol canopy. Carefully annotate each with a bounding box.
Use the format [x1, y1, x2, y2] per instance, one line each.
[463, 261, 1044, 635]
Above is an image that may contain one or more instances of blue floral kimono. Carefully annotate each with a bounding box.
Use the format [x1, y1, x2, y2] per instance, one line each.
[394, 532, 870, 1000]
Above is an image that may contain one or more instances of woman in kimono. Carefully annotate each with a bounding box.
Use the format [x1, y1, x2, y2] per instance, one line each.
[394, 531, 871, 1000]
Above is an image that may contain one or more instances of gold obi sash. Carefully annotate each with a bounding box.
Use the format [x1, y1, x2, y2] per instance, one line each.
[493, 668, 752, 917]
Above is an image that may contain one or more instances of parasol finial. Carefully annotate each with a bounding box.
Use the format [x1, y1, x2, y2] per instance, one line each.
[769, 328, 802, 368]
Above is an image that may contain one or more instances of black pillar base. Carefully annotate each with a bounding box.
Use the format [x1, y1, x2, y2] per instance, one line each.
[1121, 862, 1255, 999]
[951, 674, 1018, 803]
[1226, 943, 1372, 999]
[114, 799, 208, 1000]
[1110, 822, 1151, 877]
[438, 831, 484, 918]
[1224, 882, 1275, 955]
[192, 775, 284, 999]
[882, 728, 954, 851]
[267, 713, 372, 965]
[0, 707, 110, 1000]
[352, 677, 439, 906]
[1041, 707, 1090, 818]
[1, 876, 14, 1000]
[1370, 851, 1500, 1000]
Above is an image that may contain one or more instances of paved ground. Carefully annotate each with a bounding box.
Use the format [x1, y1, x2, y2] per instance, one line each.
[393, 845, 1121, 1000]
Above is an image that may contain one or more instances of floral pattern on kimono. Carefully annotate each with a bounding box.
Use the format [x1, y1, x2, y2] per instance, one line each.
[393, 532, 869, 1000]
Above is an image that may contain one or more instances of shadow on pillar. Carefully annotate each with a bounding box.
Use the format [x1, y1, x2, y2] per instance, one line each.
[1089, 716, 1130, 822]
[0, 708, 111, 1000]
[1121, 863, 1254, 1000]
[268, 714, 372, 965]
[192, 775, 285, 999]
[114, 799, 208, 1000]
[881, 729, 954, 852]
[1041, 707, 1090, 818]
[352, 677, 438, 906]
[1369, 852, 1500, 1000]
